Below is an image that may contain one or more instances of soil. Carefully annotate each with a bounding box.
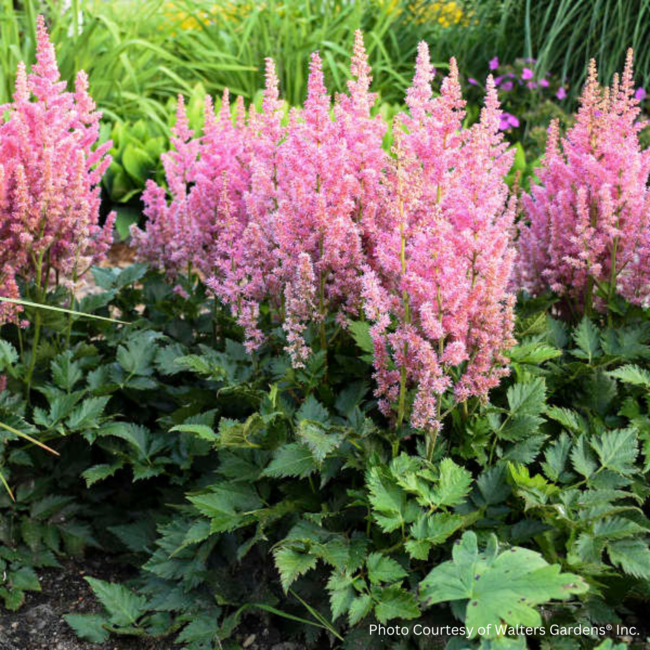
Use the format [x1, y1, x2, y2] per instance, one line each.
[0, 553, 307, 650]
[0, 553, 176, 650]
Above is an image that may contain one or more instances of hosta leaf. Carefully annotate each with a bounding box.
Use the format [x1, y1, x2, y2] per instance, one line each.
[374, 585, 420, 624]
[420, 532, 588, 637]
[64, 614, 110, 644]
[274, 548, 318, 592]
[366, 553, 408, 585]
[85, 577, 147, 626]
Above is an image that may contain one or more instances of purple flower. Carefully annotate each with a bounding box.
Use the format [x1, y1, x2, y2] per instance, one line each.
[468, 78, 478, 85]
[498, 112, 520, 130]
[507, 72, 515, 78]
[635, 87, 646, 101]
[501, 81, 514, 91]
[539, 78, 549, 88]
[522, 68, 533, 80]
[556, 86, 567, 100]
[507, 114, 520, 128]
[489, 57, 499, 70]
[494, 75, 503, 86]
[527, 81, 537, 90]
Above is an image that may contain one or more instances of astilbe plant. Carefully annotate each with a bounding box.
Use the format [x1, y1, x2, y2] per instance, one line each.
[0, 16, 114, 327]
[516, 49, 650, 315]
[362, 43, 517, 456]
[133, 33, 517, 443]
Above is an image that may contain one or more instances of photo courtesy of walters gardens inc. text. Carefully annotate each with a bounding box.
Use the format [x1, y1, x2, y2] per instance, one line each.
[1, 1, 650, 649]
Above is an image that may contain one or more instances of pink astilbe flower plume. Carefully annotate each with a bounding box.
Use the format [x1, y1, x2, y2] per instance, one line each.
[516, 49, 650, 312]
[362, 45, 516, 447]
[0, 15, 115, 324]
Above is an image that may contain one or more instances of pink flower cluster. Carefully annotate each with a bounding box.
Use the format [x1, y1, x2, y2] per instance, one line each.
[133, 32, 517, 433]
[363, 44, 516, 433]
[0, 16, 115, 324]
[517, 50, 650, 311]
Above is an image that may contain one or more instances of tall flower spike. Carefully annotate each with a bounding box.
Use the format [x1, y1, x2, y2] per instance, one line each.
[0, 15, 114, 324]
[516, 51, 650, 311]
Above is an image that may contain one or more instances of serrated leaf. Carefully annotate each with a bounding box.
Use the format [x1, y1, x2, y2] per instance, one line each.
[64, 614, 110, 644]
[607, 539, 650, 579]
[591, 428, 638, 476]
[0, 340, 18, 370]
[11, 566, 40, 592]
[82, 462, 124, 487]
[348, 594, 373, 626]
[85, 577, 148, 626]
[571, 436, 598, 478]
[432, 458, 473, 507]
[572, 318, 601, 362]
[297, 421, 342, 463]
[374, 585, 420, 623]
[420, 532, 588, 637]
[51, 352, 83, 391]
[367, 467, 418, 533]
[545, 406, 586, 434]
[608, 365, 650, 388]
[366, 553, 408, 585]
[171, 423, 218, 442]
[262, 443, 317, 479]
[274, 548, 318, 592]
[406, 513, 465, 560]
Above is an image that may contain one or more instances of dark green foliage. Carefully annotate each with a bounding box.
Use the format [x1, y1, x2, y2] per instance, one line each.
[3, 270, 650, 649]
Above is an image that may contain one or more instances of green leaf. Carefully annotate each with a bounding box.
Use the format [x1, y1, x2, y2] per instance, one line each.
[608, 365, 650, 388]
[170, 424, 219, 442]
[367, 467, 418, 533]
[420, 532, 588, 637]
[366, 553, 408, 585]
[122, 143, 155, 183]
[572, 318, 601, 363]
[64, 614, 110, 644]
[0, 340, 18, 371]
[432, 458, 473, 507]
[374, 585, 420, 624]
[11, 566, 41, 592]
[187, 483, 262, 533]
[85, 577, 148, 627]
[82, 462, 124, 487]
[405, 513, 465, 560]
[51, 352, 83, 391]
[348, 320, 374, 362]
[297, 421, 342, 463]
[571, 436, 598, 478]
[67, 397, 111, 431]
[607, 539, 650, 579]
[274, 548, 318, 592]
[262, 443, 317, 479]
[545, 406, 586, 434]
[591, 428, 638, 476]
[348, 593, 373, 626]
[326, 573, 355, 621]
